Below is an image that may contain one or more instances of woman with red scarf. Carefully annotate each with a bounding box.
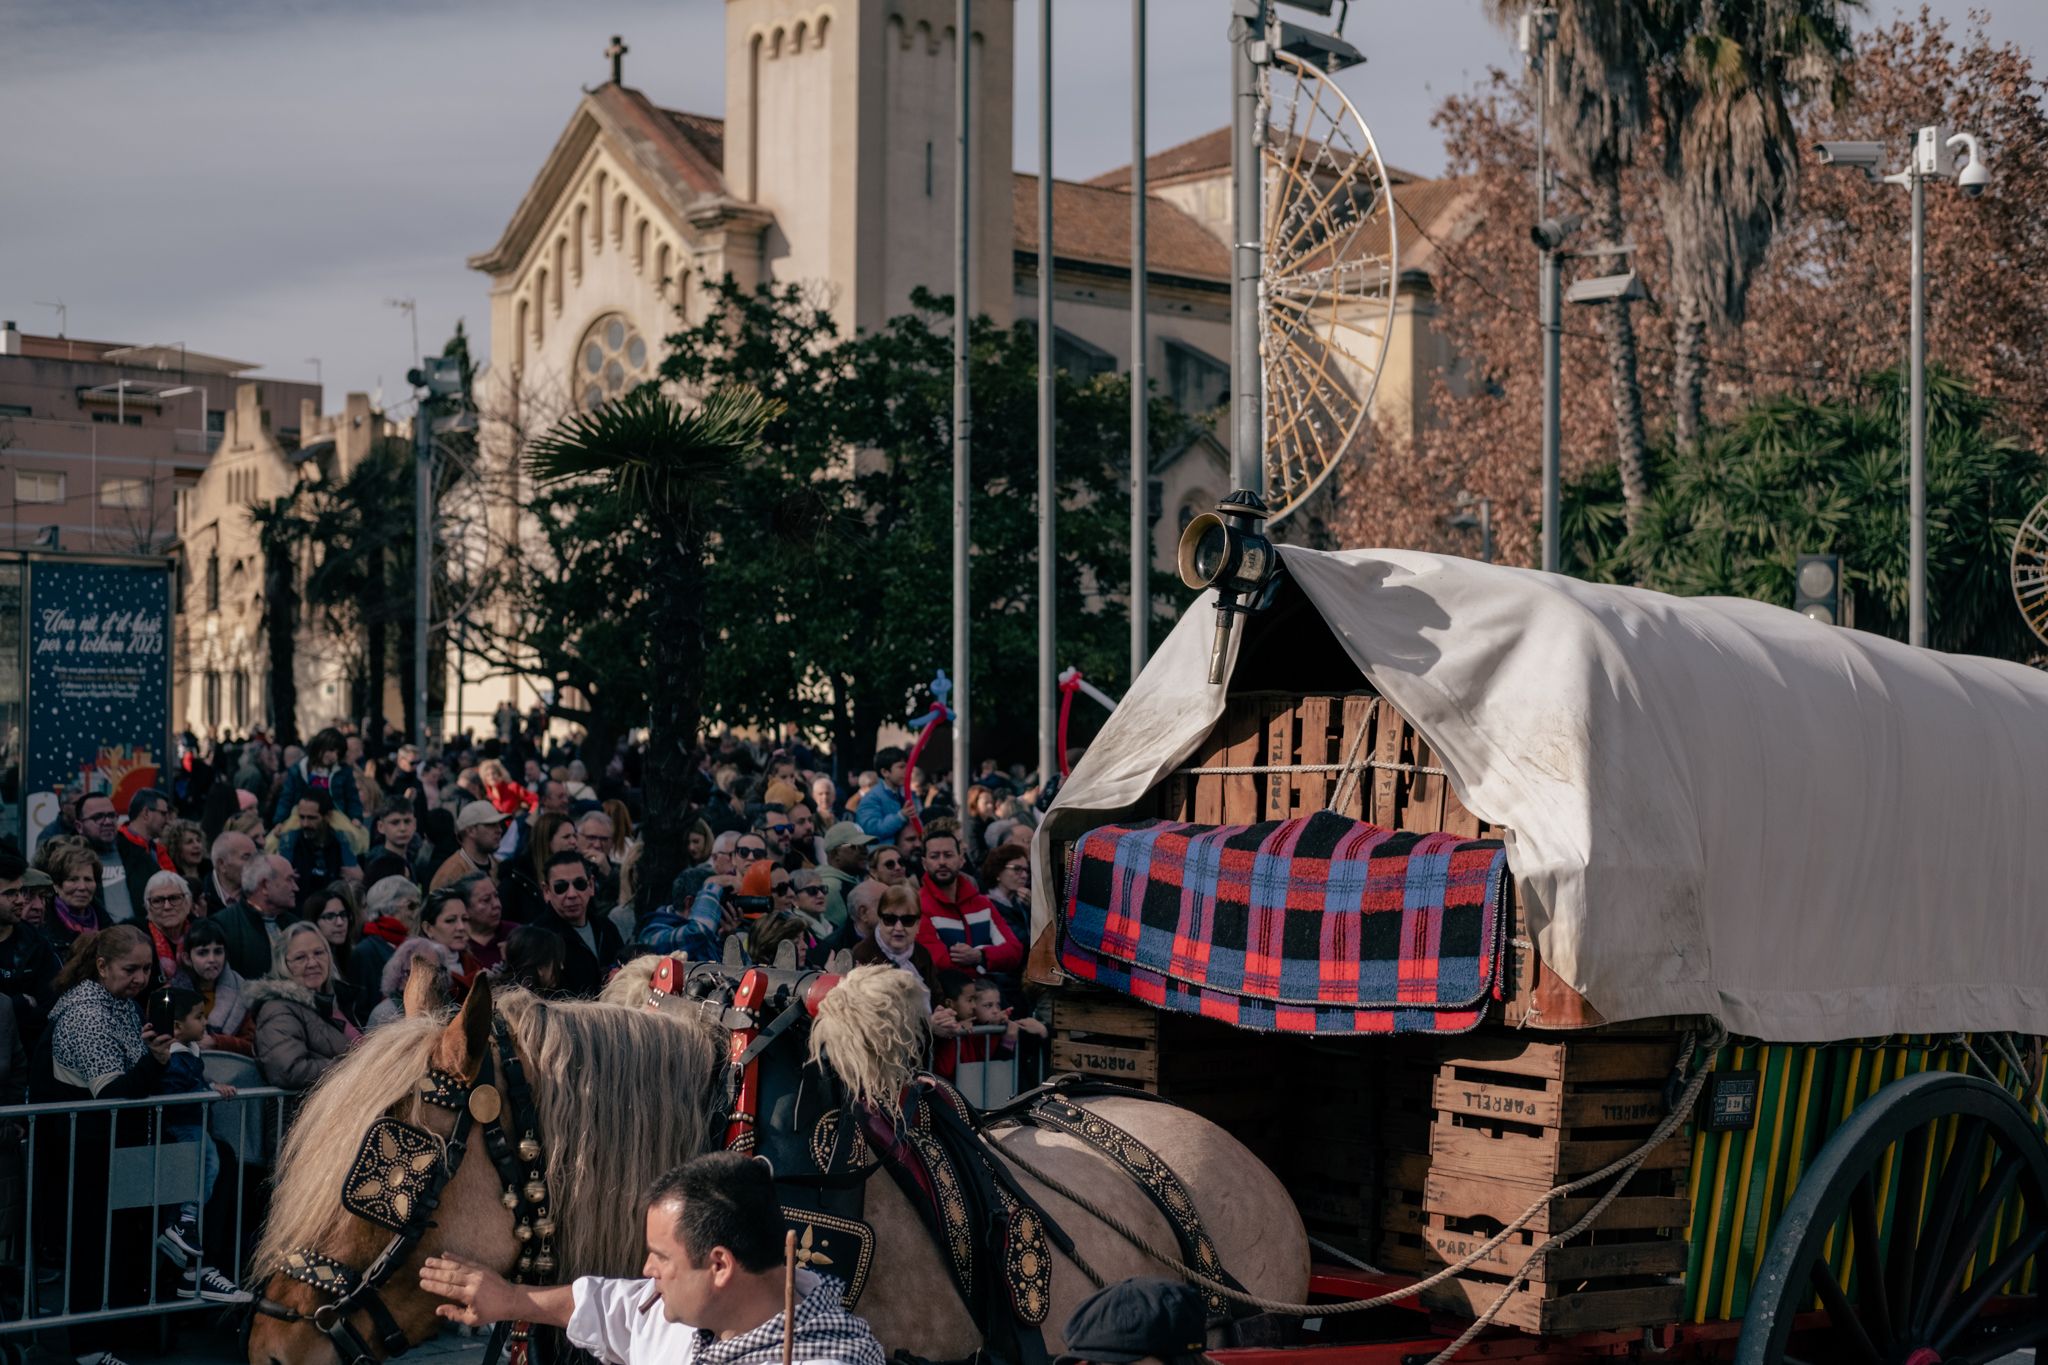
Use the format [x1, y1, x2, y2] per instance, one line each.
[140, 870, 196, 986]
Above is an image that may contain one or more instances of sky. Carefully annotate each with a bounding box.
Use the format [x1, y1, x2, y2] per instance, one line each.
[2, 0, 2043, 408]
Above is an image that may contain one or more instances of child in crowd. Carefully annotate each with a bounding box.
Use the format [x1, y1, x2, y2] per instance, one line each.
[150, 987, 251, 1302]
[932, 975, 1046, 1088]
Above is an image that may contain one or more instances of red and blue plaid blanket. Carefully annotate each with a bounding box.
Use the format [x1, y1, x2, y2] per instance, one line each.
[1061, 810, 1509, 1035]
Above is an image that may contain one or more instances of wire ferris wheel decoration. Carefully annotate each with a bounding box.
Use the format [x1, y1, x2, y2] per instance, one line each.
[1258, 47, 1399, 526]
[2010, 494, 2048, 647]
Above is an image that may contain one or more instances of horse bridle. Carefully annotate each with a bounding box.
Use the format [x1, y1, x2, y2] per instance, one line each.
[253, 1011, 556, 1365]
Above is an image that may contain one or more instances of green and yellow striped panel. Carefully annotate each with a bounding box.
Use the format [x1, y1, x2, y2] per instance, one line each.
[1681, 1036, 2046, 1324]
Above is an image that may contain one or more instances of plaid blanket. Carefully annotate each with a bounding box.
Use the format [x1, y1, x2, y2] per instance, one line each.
[1061, 810, 1509, 1035]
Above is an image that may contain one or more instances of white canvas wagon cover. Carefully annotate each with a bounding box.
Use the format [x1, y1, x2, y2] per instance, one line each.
[1031, 546, 2048, 1042]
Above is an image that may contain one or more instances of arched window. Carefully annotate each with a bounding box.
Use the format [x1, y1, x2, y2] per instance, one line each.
[576, 313, 653, 410]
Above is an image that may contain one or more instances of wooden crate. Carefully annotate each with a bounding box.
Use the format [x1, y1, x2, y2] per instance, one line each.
[1380, 1033, 1692, 1337]
[1158, 691, 1493, 839]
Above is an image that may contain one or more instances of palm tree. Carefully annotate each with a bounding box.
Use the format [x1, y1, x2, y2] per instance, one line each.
[1658, 0, 1854, 450]
[527, 383, 783, 914]
[248, 495, 302, 742]
[1491, 0, 1659, 532]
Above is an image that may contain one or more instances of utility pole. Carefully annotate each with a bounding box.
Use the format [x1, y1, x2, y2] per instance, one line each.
[1524, 7, 1560, 573]
[953, 0, 973, 806]
[1907, 161, 1927, 647]
[1228, 0, 1265, 494]
[1130, 0, 1150, 679]
[1037, 0, 1057, 786]
[413, 399, 431, 749]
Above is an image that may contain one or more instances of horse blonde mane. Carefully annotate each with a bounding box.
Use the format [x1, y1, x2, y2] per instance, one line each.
[255, 987, 724, 1280]
[809, 964, 927, 1108]
[596, 950, 681, 1008]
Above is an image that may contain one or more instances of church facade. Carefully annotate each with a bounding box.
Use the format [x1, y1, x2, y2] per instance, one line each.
[452, 0, 1474, 737]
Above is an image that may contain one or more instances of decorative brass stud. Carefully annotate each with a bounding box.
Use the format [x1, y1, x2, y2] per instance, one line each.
[501, 1190, 520, 1211]
[514, 1222, 534, 1243]
[518, 1135, 542, 1163]
[517, 1255, 533, 1274]
[467, 1083, 503, 1125]
[523, 1180, 547, 1205]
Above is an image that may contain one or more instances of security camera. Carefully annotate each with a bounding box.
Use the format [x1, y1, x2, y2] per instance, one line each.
[1814, 140, 1886, 178]
[1949, 132, 1990, 197]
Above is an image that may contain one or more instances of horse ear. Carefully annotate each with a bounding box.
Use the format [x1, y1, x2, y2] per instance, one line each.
[431, 974, 492, 1077]
[403, 954, 447, 1019]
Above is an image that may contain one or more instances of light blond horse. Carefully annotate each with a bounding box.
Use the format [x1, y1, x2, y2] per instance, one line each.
[248, 966, 1308, 1363]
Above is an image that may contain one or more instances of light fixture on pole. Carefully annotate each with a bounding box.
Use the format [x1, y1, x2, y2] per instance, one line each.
[1177, 489, 1278, 684]
[1817, 125, 1990, 648]
[407, 355, 465, 750]
[1530, 211, 1580, 573]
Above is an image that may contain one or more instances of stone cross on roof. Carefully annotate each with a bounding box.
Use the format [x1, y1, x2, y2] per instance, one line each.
[605, 34, 628, 86]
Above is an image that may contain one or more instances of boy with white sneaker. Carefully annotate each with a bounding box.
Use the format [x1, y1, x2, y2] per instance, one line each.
[148, 987, 251, 1303]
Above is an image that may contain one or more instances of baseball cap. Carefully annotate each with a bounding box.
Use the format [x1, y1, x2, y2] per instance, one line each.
[822, 822, 873, 853]
[1056, 1278, 1207, 1365]
[20, 868, 52, 891]
[457, 800, 508, 831]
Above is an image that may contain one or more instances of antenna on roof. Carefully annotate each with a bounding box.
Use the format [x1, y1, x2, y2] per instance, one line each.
[33, 299, 66, 337]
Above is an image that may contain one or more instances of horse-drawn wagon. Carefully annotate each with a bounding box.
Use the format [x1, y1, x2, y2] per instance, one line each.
[1028, 538, 2048, 1364]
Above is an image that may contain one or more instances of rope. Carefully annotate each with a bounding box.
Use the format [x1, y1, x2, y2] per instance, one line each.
[1306, 1236, 1382, 1275]
[1325, 701, 1379, 815]
[1175, 761, 1451, 777]
[991, 1025, 1721, 1354]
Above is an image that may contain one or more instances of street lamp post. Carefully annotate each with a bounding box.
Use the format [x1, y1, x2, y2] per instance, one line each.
[1817, 127, 1990, 648]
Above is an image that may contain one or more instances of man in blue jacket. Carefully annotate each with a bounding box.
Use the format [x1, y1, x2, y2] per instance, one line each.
[854, 747, 917, 847]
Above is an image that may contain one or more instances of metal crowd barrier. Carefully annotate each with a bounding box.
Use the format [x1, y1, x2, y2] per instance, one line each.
[953, 1023, 1034, 1109]
[0, 1077, 295, 1337]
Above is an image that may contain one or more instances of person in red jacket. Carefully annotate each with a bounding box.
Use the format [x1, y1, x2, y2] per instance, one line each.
[916, 823, 1023, 979]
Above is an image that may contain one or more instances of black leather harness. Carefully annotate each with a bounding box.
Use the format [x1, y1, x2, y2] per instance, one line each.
[252, 1011, 554, 1365]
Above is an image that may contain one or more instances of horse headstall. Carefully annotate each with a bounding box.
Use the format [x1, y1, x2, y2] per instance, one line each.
[256, 1007, 557, 1365]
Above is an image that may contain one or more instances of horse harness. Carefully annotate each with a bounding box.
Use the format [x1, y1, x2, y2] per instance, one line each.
[253, 1010, 556, 1365]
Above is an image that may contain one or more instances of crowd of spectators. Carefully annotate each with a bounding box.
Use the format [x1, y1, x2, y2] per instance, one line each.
[0, 717, 1054, 1103]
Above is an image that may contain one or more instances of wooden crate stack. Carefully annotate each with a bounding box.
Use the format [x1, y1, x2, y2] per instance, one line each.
[1158, 690, 1490, 839]
[1377, 1034, 1692, 1336]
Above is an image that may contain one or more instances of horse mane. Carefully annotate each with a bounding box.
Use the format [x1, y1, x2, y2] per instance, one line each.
[809, 964, 927, 1109]
[254, 987, 725, 1281]
[596, 950, 678, 1008]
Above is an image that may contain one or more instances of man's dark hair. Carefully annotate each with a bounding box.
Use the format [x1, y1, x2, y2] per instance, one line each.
[0, 851, 24, 882]
[545, 849, 588, 875]
[874, 746, 907, 770]
[298, 789, 335, 817]
[375, 801, 413, 825]
[127, 789, 169, 820]
[923, 821, 961, 855]
[540, 779, 566, 803]
[647, 1152, 783, 1273]
[752, 805, 787, 831]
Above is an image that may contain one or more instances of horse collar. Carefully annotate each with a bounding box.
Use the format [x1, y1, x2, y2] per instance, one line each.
[257, 1007, 557, 1365]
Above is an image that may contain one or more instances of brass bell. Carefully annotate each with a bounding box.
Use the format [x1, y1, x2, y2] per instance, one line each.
[533, 1253, 555, 1275]
[518, 1135, 542, 1163]
[534, 1217, 556, 1238]
[514, 1222, 534, 1243]
[523, 1180, 548, 1205]
[501, 1190, 520, 1211]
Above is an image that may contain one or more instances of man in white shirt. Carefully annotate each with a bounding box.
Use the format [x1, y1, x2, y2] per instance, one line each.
[421, 1151, 885, 1365]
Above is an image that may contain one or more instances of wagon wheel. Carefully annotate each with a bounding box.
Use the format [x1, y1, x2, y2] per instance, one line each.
[1737, 1071, 2048, 1365]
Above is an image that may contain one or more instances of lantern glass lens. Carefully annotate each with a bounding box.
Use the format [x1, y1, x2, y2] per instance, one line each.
[1797, 560, 1836, 600]
[1191, 524, 1230, 585]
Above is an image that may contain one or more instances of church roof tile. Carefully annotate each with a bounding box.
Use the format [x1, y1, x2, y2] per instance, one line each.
[1011, 173, 1229, 284]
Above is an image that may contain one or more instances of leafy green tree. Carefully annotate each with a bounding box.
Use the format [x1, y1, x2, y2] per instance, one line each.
[527, 385, 781, 912]
[249, 495, 302, 742]
[1562, 370, 2045, 658]
[659, 278, 1191, 766]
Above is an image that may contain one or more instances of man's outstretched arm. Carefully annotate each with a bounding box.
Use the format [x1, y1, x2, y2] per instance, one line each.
[421, 1254, 575, 1330]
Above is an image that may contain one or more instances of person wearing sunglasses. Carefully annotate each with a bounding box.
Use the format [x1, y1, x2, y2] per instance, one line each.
[851, 885, 941, 999]
[869, 847, 908, 890]
[532, 849, 623, 998]
[754, 807, 793, 862]
[787, 869, 833, 939]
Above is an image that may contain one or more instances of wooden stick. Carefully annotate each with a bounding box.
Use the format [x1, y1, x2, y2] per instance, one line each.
[782, 1228, 798, 1365]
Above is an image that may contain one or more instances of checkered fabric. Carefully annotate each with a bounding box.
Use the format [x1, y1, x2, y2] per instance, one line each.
[1061, 810, 1509, 1034]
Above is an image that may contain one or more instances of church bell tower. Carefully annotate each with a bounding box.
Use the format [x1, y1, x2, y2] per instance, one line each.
[722, 0, 1015, 334]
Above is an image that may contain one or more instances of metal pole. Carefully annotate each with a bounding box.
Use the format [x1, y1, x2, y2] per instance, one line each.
[952, 0, 973, 804]
[1130, 0, 1149, 679]
[1036, 0, 1057, 786]
[413, 393, 432, 748]
[1540, 248, 1560, 574]
[1533, 10, 1559, 575]
[1908, 166, 1927, 648]
[1228, 0, 1265, 493]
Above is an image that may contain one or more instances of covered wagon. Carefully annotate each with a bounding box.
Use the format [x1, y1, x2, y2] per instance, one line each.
[1029, 543, 2048, 1362]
